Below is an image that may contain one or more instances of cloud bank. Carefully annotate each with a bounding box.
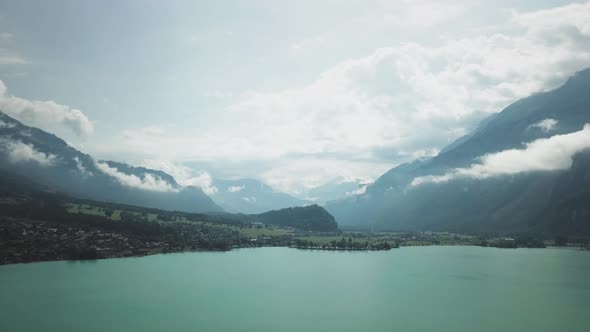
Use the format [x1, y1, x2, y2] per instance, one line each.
[117, 1, 590, 194]
[227, 185, 244, 193]
[223, 0, 590, 159]
[139, 160, 219, 195]
[529, 118, 558, 132]
[1, 139, 56, 166]
[95, 161, 177, 192]
[0, 80, 94, 138]
[242, 196, 256, 203]
[73, 157, 93, 176]
[345, 185, 368, 197]
[181, 172, 219, 195]
[411, 124, 590, 186]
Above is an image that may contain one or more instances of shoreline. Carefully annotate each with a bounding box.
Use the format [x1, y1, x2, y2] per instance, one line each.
[3, 243, 588, 266]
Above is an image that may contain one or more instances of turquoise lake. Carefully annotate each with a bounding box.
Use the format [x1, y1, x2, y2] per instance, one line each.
[1, 246, 589, 332]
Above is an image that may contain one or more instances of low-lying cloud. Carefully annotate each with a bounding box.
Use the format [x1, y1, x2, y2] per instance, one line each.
[73, 157, 93, 176]
[1, 139, 56, 166]
[411, 124, 590, 186]
[227, 185, 245, 193]
[95, 161, 178, 192]
[529, 118, 558, 132]
[0, 119, 16, 129]
[345, 184, 368, 197]
[117, 1, 590, 195]
[0, 80, 94, 138]
[242, 196, 257, 203]
[139, 160, 219, 195]
[181, 172, 219, 195]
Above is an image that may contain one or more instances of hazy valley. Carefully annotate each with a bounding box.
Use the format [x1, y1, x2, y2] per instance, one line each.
[2, 2, 590, 331]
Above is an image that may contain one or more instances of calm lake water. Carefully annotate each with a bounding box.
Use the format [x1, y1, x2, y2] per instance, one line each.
[1, 246, 589, 332]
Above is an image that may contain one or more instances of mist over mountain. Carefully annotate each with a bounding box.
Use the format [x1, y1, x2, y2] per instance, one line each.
[210, 178, 312, 214]
[306, 177, 372, 205]
[0, 112, 222, 213]
[0, 112, 325, 215]
[3, 68, 590, 236]
[326, 68, 590, 236]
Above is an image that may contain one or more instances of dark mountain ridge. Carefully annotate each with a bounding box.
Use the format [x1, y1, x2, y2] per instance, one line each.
[0, 168, 338, 233]
[253, 204, 338, 232]
[326, 68, 590, 236]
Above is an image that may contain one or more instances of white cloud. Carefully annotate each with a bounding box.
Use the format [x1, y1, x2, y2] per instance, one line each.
[0, 55, 28, 65]
[512, 2, 590, 35]
[140, 160, 191, 182]
[411, 124, 590, 186]
[139, 160, 218, 195]
[259, 158, 389, 196]
[335, 175, 374, 186]
[242, 196, 257, 203]
[202, 90, 234, 99]
[114, 1, 590, 194]
[123, 126, 164, 139]
[0, 30, 27, 64]
[1, 139, 56, 166]
[95, 161, 178, 192]
[376, 1, 468, 29]
[289, 34, 326, 51]
[73, 157, 93, 176]
[0, 33, 13, 41]
[0, 80, 94, 138]
[400, 148, 441, 160]
[227, 185, 244, 193]
[529, 118, 558, 132]
[181, 171, 219, 195]
[223, 2, 590, 190]
[0, 119, 16, 129]
[345, 184, 368, 197]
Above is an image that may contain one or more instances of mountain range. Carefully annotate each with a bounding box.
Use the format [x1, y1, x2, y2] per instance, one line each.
[3, 68, 590, 236]
[0, 112, 321, 215]
[326, 68, 590, 236]
[0, 113, 221, 213]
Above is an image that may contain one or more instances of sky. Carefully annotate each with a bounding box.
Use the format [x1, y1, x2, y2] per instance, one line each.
[0, 0, 589, 197]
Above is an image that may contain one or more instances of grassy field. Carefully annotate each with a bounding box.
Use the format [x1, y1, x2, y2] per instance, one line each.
[66, 203, 150, 221]
[64, 202, 297, 238]
[66, 203, 107, 217]
[110, 210, 122, 221]
[61, 202, 481, 247]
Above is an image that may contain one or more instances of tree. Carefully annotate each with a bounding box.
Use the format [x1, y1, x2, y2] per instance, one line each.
[555, 236, 568, 246]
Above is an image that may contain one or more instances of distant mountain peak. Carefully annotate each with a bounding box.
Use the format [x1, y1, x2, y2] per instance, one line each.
[211, 178, 312, 214]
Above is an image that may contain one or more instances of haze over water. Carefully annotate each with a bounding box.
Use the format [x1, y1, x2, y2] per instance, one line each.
[1, 246, 589, 332]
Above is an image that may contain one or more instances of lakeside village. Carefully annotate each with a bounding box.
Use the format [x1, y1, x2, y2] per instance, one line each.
[2, 214, 588, 265]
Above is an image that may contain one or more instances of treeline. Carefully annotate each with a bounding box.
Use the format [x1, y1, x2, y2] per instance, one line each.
[293, 237, 396, 250]
[489, 236, 546, 248]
